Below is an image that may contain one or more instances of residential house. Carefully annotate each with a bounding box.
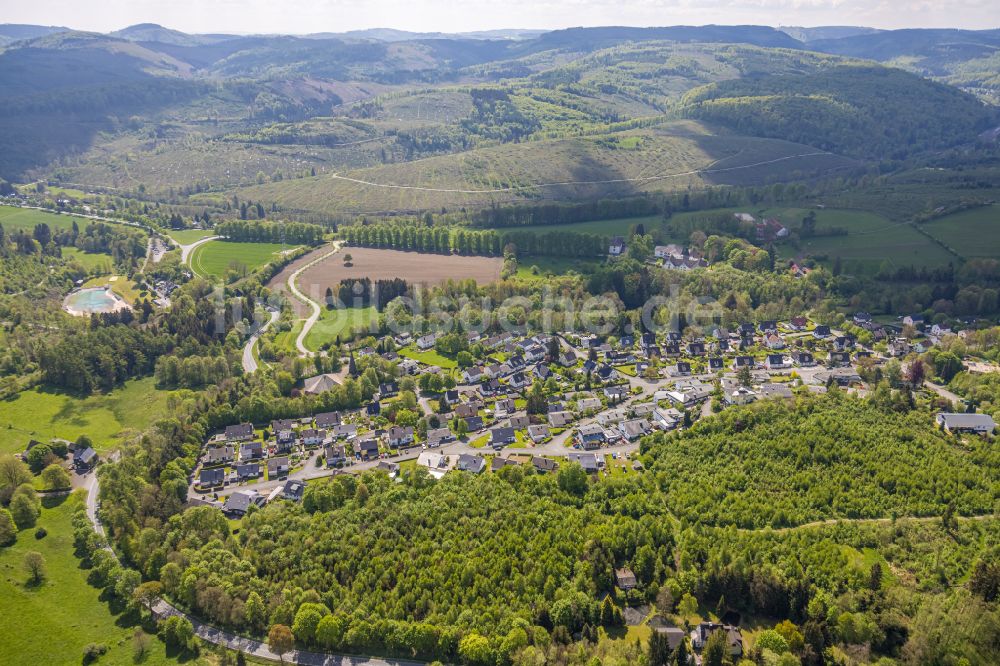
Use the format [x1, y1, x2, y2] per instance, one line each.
[235, 463, 261, 481]
[687, 342, 706, 356]
[494, 398, 516, 416]
[464, 415, 485, 432]
[596, 364, 616, 381]
[532, 456, 559, 473]
[653, 408, 682, 430]
[708, 357, 724, 372]
[691, 623, 743, 658]
[577, 396, 602, 412]
[725, 386, 757, 406]
[509, 415, 530, 430]
[491, 427, 516, 448]
[936, 413, 996, 435]
[603, 385, 627, 401]
[615, 567, 638, 591]
[670, 361, 692, 376]
[300, 428, 326, 447]
[791, 351, 816, 366]
[388, 426, 415, 448]
[568, 452, 601, 473]
[325, 444, 347, 467]
[759, 383, 793, 399]
[199, 468, 225, 488]
[426, 427, 454, 447]
[759, 320, 778, 333]
[509, 371, 530, 389]
[224, 490, 261, 517]
[379, 381, 399, 398]
[398, 358, 420, 375]
[456, 454, 487, 474]
[416, 333, 439, 350]
[577, 424, 606, 449]
[205, 445, 235, 465]
[225, 423, 255, 442]
[789, 316, 809, 330]
[733, 355, 755, 369]
[314, 411, 342, 429]
[302, 373, 339, 395]
[812, 325, 831, 339]
[609, 236, 626, 256]
[630, 402, 655, 417]
[559, 350, 577, 367]
[480, 378, 503, 396]
[765, 354, 789, 370]
[619, 419, 651, 441]
[598, 408, 628, 426]
[548, 411, 574, 428]
[662, 341, 681, 356]
[332, 423, 358, 440]
[764, 333, 786, 350]
[738, 322, 757, 337]
[267, 456, 290, 478]
[492, 456, 520, 472]
[833, 335, 856, 351]
[455, 403, 478, 418]
[417, 451, 450, 479]
[240, 441, 263, 461]
[282, 480, 306, 502]
[367, 401, 381, 416]
[903, 314, 925, 327]
[354, 438, 379, 461]
[527, 425, 551, 443]
[828, 351, 851, 367]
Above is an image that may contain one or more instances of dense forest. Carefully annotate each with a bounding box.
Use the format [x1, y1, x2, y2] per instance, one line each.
[87, 390, 1000, 666]
[679, 65, 997, 160]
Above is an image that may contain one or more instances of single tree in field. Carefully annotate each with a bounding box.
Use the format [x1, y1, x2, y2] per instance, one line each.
[343, 253, 353, 266]
[268, 624, 294, 663]
[24, 551, 46, 584]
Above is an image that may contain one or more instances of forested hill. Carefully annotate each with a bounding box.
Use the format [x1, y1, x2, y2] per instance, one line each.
[678, 64, 998, 160]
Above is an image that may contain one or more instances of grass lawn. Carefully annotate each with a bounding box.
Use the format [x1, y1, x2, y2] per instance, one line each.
[398, 346, 458, 370]
[165, 228, 215, 245]
[0, 204, 82, 232]
[189, 240, 293, 280]
[82, 275, 145, 304]
[304, 305, 377, 351]
[0, 492, 185, 665]
[61, 247, 115, 273]
[921, 204, 1000, 258]
[0, 378, 172, 455]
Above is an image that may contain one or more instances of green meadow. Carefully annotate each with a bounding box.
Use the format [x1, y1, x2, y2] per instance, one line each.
[0, 205, 83, 232]
[0, 493, 183, 665]
[921, 204, 1000, 258]
[304, 305, 378, 351]
[189, 240, 293, 279]
[0, 378, 171, 455]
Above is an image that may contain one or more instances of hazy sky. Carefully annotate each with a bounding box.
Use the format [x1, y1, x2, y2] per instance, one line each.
[4, 0, 998, 34]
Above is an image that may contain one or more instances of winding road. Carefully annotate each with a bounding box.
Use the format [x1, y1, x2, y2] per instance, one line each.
[242, 308, 281, 373]
[287, 242, 343, 356]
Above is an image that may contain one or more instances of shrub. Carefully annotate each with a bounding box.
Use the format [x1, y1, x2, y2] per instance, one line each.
[82, 643, 107, 663]
[34, 527, 47, 539]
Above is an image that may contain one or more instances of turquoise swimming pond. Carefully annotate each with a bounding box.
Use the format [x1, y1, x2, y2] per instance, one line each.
[63, 287, 122, 315]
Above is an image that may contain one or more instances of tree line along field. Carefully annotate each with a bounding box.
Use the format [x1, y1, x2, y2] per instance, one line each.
[0, 378, 171, 456]
[188, 240, 295, 280]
